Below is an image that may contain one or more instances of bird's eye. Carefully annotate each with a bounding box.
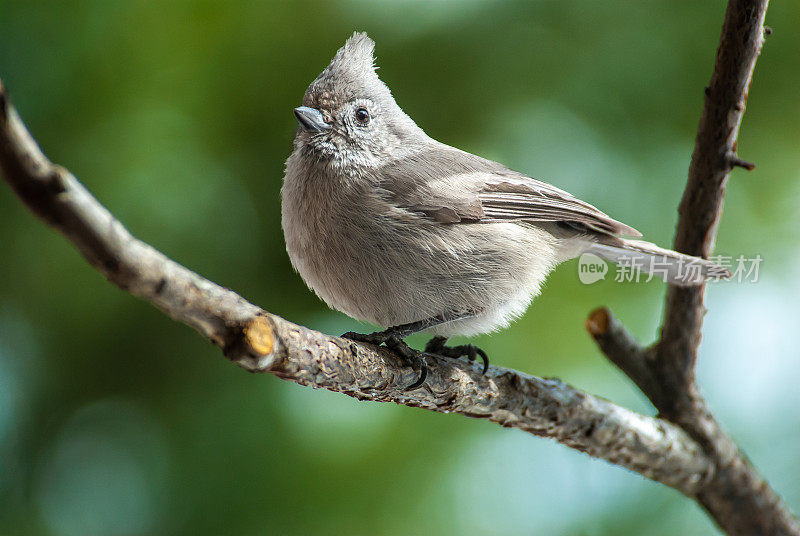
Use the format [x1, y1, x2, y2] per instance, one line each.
[354, 107, 370, 125]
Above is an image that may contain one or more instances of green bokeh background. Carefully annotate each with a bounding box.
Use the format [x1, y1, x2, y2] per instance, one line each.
[1, 2, 798, 535]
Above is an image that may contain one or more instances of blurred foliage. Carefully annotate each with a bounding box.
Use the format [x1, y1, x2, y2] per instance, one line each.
[1, 1, 799, 535]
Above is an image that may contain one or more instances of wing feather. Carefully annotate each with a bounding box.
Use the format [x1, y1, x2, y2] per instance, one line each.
[378, 145, 641, 237]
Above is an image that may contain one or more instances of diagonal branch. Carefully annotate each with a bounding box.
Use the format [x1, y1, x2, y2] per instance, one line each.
[0, 80, 712, 496]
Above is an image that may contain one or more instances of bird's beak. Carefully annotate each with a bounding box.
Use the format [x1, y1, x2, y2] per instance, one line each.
[293, 106, 330, 132]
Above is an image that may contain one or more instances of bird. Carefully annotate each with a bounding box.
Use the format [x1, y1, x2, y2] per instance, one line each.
[281, 32, 728, 389]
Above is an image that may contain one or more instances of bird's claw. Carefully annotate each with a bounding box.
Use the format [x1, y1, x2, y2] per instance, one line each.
[341, 330, 389, 346]
[342, 330, 428, 390]
[425, 336, 489, 374]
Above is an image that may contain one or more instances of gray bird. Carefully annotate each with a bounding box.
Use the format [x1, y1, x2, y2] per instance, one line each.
[282, 32, 728, 388]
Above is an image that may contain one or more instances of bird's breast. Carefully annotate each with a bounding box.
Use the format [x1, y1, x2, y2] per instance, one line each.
[282, 161, 383, 319]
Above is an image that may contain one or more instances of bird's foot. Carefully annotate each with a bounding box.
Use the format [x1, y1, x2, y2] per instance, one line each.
[341, 329, 393, 347]
[342, 329, 428, 390]
[424, 335, 489, 374]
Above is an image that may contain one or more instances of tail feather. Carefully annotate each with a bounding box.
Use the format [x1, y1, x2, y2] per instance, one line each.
[586, 239, 731, 287]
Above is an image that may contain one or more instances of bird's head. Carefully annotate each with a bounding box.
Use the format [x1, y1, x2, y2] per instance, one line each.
[292, 32, 424, 168]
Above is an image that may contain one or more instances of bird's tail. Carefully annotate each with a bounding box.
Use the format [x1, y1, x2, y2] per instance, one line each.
[584, 239, 731, 287]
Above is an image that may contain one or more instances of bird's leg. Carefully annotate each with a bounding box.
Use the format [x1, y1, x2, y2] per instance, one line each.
[342, 316, 445, 345]
[424, 335, 490, 374]
[342, 315, 452, 390]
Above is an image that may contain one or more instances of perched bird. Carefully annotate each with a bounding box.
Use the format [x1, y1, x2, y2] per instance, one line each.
[282, 32, 728, 388]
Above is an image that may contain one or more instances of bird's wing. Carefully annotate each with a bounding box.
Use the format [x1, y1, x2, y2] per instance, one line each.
[378, 146, 641, 237]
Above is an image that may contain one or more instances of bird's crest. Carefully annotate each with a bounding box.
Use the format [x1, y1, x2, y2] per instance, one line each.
[304, 32, 389, 109]
[325, 32, 376, 78]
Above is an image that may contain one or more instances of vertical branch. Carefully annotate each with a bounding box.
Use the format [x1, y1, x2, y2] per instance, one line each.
[653, 0, 768, 412]
[588, 1, 800, 535]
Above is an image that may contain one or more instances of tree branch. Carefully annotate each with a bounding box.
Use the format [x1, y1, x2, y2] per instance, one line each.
[586, 1, 800, 535]
[0, 80, 712, 496]
[586, 307, 658, 402]
[655, 0, 769, 402]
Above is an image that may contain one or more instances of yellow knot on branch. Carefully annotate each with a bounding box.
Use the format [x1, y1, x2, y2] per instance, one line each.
[243, 316, 274, 356]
